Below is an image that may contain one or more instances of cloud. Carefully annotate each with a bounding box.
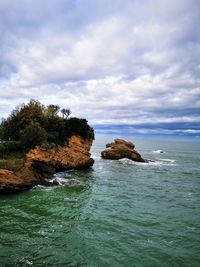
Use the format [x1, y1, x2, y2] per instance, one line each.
[0, 0, 200, 139]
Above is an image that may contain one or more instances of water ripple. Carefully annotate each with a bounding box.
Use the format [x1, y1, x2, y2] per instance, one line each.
[0, 140, 200, 266]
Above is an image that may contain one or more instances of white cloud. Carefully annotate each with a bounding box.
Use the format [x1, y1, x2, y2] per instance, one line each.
[0, 0, 200, 137]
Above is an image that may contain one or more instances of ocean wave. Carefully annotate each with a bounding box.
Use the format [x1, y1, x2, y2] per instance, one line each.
[50, 177, 70, 186]
[92, 153, 101, 159]
[161, 158, 176, 163]
[92, 155, 101, 160]
[119, 158, 176, 166]
[152, 150, 165, 154]
[33, 184, 56, 191]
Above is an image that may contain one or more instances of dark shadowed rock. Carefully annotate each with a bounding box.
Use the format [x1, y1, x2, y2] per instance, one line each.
[101, 139, 146, 162]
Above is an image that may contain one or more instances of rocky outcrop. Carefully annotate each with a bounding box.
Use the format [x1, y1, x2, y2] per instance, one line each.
[0, 136, 94, 194]
[101, 139, 146, 162]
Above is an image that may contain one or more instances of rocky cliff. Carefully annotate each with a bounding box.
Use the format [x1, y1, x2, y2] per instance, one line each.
[0, 136, 94, 194]
[101, 139, 145, 162]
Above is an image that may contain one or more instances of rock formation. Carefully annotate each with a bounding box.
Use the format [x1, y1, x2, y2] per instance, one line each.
[101, 139, 145, 162]
[0, 136, 94, 194]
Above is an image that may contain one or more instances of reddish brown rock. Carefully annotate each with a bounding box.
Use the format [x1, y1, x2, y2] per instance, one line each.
[101, 139, 145, 162]
[0, 136, 94, 194]
[26, 136, 94, 172]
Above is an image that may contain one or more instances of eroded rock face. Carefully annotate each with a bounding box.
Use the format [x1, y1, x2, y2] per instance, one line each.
[0, 136, 94, 194]
[26, 136, 94, 173]
[101, 139, 145, 162]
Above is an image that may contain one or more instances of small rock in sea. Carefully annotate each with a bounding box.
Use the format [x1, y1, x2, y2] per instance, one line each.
[101, 139, 146, 162]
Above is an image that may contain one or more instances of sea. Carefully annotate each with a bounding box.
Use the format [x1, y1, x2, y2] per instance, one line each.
[0, 135, 200, 267]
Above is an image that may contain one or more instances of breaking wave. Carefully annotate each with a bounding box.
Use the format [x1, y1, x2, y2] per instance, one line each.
[152, 150, 165, 154]
[119, 158, 176, 166]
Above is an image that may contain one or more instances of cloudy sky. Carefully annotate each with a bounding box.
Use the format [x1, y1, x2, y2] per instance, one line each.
[0, 0, 200, 139]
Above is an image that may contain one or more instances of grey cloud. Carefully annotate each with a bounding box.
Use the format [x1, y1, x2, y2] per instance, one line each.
[1, 0, 200, 84]
[0, 0, 200, 138]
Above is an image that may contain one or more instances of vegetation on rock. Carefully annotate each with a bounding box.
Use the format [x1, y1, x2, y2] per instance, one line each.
[0, 99, 94, 154]
[20, 122, 48, 149]
[0, 141, 24, 159]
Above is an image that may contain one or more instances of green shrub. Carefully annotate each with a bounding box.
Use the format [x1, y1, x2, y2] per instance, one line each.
[0, 143, 6, 153]
[47, 132, 59, 143]
[0, 142, 24, 159]
[4, 141, 23, 152]
[20, 123, 47, 150]
[65, 118, 94, 140]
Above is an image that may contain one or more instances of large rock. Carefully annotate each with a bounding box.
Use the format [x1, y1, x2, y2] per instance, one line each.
[0, 136, 94, 194]
[101, 139, 145, 162]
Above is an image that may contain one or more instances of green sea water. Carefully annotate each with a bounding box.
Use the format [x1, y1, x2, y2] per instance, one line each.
[0, 137, 200, 267]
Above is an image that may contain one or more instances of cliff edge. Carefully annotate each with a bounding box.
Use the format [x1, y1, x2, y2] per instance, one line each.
[0, 136, 94, 194]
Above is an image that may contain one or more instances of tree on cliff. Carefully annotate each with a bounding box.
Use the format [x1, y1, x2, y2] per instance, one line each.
[0, 100, 46, 141]
[46, 105, 60, 118]
[61, 108, 71, 119]
[0, 99, 94, 151]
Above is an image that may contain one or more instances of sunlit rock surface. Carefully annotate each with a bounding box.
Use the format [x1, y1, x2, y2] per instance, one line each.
[101, 139, 145, 162]
[0, 136, 94, 194]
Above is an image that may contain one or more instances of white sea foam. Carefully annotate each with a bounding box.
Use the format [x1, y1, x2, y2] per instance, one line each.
[25, 260, 33, 266]
[19, 258, 33, 266]
[119, 158, 176, 166]
[161, 158, 176, 163]
[34, 185, 46, 188]
[34, 185, 55, 191]
[148, 160, 176, 166]
[50, 177, 69, 186]
[93, 155, 101, 159]
[152, 150, 165, 154]
[92, 153, 101, 159]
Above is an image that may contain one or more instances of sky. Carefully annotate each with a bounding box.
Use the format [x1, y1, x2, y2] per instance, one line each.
[0, 0, 200, 140]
